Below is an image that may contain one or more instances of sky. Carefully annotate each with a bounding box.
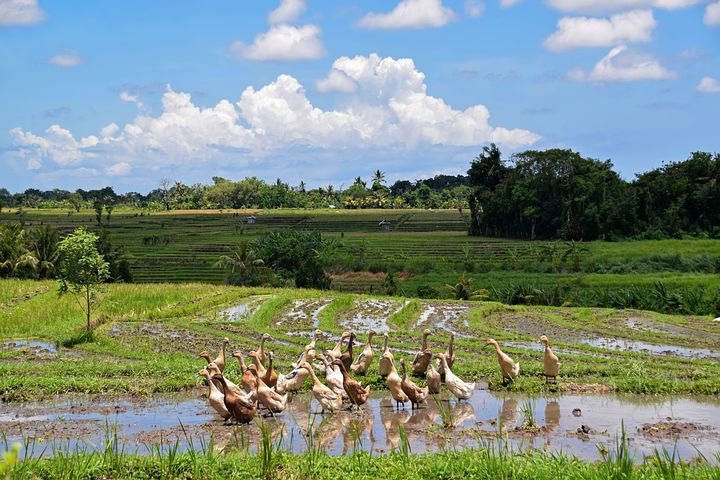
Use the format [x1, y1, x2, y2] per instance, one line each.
[1, 0, 719, 193]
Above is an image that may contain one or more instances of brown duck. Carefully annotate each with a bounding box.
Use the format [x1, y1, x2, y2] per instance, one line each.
[232, 350, 257, 393]
[333, 359, 370, 407]
[263, 351, 279, 389]
[199, 337, 230, 372]
[212, 373, 256, 424]
[411, 329, 432, 376]
[339, 332, 356, 372]
[400, 359, 429, 409]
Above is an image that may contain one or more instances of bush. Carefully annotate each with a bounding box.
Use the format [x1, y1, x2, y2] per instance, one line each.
[415, 285, 439, 298]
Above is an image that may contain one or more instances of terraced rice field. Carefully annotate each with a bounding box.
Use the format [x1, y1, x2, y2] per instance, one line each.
[1, 279, 719, 474]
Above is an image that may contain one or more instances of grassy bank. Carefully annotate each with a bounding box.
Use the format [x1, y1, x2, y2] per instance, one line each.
[3, 434, 718, 480]
[1, 279, 719, 400]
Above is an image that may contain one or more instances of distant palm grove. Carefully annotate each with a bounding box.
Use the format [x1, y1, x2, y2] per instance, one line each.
[1, 147, 718, 241]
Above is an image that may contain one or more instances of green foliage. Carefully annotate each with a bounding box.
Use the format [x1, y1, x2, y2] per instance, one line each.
[57, 227, 110, 330]
[382, 271, 398, 295]
[0, 224, 38, 278]
[214, 241, 275, 287]
[252, 230, 333, 289]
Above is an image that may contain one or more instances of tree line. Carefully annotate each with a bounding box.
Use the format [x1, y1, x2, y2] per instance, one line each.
[0, 171, 470, 212]
[468, 147, 719, 240]
[2, 148, 718, 240]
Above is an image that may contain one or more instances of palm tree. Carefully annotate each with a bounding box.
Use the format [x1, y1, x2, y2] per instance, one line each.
[562, 240, 589, 272]
[32, 225, 60, 279]
[298, 180, 306, 192]
[353, 176, 366, 188]
[446, 275, 489, 301]
[214, 241, 266, 286]
[0, 224, 38, 278]
[372, 169, 386, 185]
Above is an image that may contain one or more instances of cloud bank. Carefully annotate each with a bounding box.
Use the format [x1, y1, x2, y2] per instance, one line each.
[8, 54, 539, 180]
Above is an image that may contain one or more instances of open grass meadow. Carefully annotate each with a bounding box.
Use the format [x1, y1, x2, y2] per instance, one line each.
[2, 208, 720, 316]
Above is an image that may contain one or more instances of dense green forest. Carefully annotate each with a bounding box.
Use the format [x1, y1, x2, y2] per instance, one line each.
[1, 148, 718, 241]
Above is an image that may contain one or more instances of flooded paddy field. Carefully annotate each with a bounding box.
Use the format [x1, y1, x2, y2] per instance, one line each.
[2, 389, 718, 462]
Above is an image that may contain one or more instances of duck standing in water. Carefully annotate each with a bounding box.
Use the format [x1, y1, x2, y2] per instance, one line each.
[383, 352, 409, 409]
[325, 332, 351, 362]
[400, 359, 429, 409]
[333, 359, 370, 408]
[300, 362, 343, 413]
[198, 368, 231, 419]
[213, 373, 257, 424]
[435, 353, 474, 401]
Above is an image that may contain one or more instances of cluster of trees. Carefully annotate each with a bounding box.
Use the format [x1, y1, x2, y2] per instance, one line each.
[0, 171, 470, 212]
[0, 223, 131, 283]
[468, 147, 720, 240]
[215, 230, 335, 289]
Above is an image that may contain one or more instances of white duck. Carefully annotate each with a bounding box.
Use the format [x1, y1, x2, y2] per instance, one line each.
[253, 370, 288, 414]
[486, 338, 520, 385]
[198, 368, 231, 419]
[318, 354, 347, 400]
[435, 353, 475, 401]
[276, 364, 310, 394]
[540, 335, 560, 384]
[351, 329, 376, 375]
[301, 362, 343, 413]
[377, 332, 393, 378]
[438, 332, 455, 380]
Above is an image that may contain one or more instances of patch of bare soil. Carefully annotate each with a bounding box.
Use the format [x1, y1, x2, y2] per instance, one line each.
[561, 383, 614, 394]
[639, 420, 715, 439]
[106, 322, 224, 354]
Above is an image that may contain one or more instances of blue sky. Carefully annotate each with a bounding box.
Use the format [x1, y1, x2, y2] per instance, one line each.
[1, 0, 718, 193]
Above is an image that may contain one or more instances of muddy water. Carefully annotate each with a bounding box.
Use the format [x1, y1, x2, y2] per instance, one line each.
[2, 390, 718, 462]
[579, 338, 720, 360]
[415, 303, 472, 338]
[339, 300, 408, 333]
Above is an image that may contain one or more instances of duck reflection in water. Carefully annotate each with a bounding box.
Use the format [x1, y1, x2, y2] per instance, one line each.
[544, 400, 561, 449]
[501, 398, 519, 428]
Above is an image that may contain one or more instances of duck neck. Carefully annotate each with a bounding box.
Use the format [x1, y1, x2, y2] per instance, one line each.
[383, 335, 389, 353]
[421, 333, 429, 350]
[400, 361, 407, 381]
[347, 335, 354, 356]
[306, 366, 320, 385]
[447, 334, 454, 356]
[238, 354, 247, 371]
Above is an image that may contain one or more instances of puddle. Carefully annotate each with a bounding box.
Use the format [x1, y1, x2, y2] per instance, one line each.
[579, 338, 720, 361]
[276, 300, 331, 328]
[2, 390, 718, 462]
[106, 322, 232, 354]
[340, 300, 407, 333]
[2, 340, 58, 354]
[502, 341, 609, 359]
[415, 303, 472, 337]
[214, 298, 265, 323]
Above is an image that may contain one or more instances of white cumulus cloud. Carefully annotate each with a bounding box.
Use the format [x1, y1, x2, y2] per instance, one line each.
[0, 0, 46, 27]
[358, 0, 457, 29]
[230, 24, 326, 61]
[544, 10, 655, 52]
[546, 0, 701, 13]
[705, 1, 720, 26]
[268, 0, 306, 24]
[47, 49, 83, 68]
[568, 45, 676, 82]
[697, 76, 720, 93]
[8, 54, 540, 178]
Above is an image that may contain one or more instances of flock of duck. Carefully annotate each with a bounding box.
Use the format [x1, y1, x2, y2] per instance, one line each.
[198, 329, 561, 424]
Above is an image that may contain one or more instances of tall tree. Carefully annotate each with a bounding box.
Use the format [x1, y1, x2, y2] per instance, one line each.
[57, 228, 110, 330]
